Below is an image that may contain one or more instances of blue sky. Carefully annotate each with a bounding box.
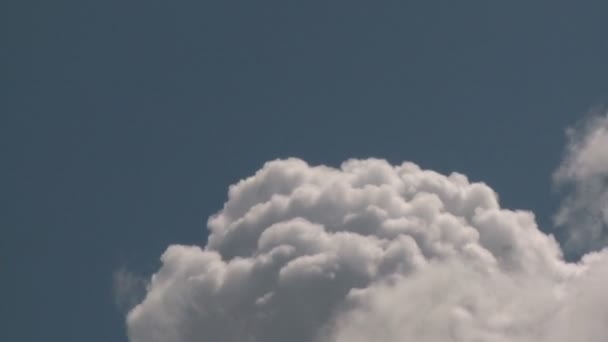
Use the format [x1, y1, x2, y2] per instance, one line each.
[3, 1, 608, 341]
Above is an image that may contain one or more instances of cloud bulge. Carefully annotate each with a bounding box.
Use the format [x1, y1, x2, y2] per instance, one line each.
[126, 114, 608, 342]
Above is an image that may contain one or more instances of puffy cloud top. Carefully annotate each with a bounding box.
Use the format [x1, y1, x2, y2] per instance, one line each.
[127, 158, 608, 342]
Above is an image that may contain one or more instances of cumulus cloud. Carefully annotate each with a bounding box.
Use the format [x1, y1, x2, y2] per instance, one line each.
[127, 157, 608, 342]
[554, 112, 608, 255]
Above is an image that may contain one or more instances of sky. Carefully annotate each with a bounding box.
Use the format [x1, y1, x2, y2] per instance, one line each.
[2, 1, 608, 342]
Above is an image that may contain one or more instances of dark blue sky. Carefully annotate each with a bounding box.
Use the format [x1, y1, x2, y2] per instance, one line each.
[3, 1, 608, 341]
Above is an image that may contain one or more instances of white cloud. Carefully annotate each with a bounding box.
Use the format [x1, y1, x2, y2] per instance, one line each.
[126, 157, 608, 342]
[554, 112, 608, 254]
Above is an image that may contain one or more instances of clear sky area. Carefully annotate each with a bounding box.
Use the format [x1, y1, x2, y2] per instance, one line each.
[3, 1, 608, 341]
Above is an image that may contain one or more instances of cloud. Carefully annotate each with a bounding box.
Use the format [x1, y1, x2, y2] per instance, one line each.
[126, 158, 608, 342]
[554, 111, 608, 255]
[113, 269, 147, 314]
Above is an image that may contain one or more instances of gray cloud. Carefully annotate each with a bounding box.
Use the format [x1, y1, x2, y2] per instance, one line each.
[554, 112, 608, 255]
[113, 269, 148, 314]
[127, 157, 608, 342]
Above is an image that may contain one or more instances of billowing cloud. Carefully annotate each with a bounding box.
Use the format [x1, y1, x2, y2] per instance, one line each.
[554, 112, 608, 255]
[126, 154, 608, 342]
